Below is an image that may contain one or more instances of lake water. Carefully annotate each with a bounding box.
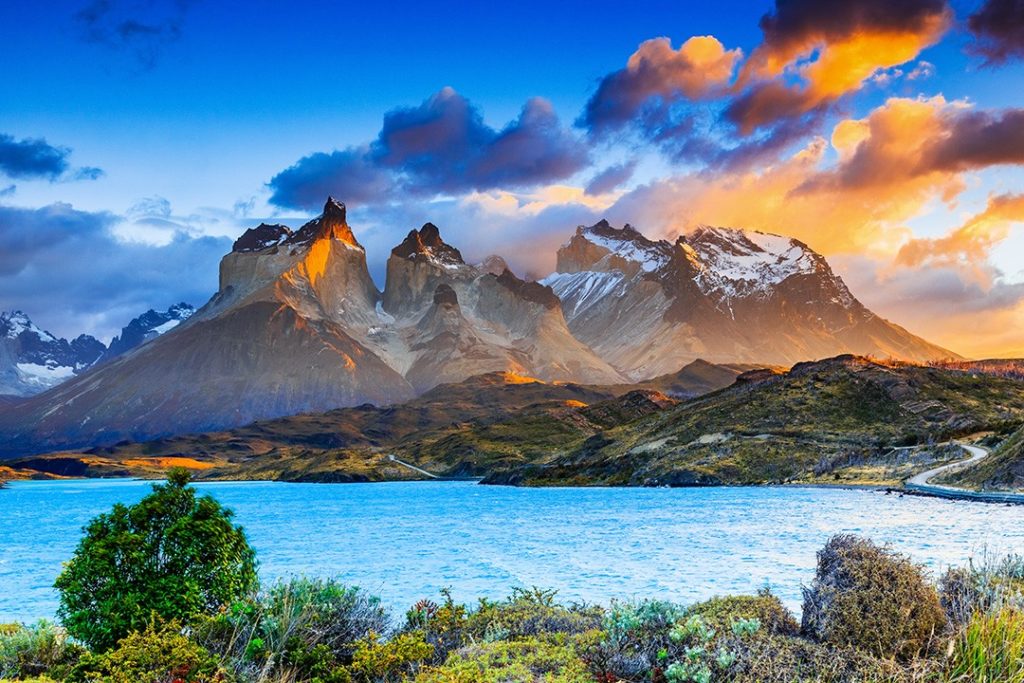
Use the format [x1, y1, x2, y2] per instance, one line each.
[2, 479, 1023, 622]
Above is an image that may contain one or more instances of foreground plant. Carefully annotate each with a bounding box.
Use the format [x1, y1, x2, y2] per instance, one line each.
[54, 469, 258, 652]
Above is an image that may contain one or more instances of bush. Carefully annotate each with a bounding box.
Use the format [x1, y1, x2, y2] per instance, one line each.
[686, 589, 799, 636]
[55, 469, 258, 652]
[68, 619, 226, 683]
[415, 634, 596, 683]
[463, 588, 603, 643]
[943, 608, 1024, 683]
[349, 631, 432, 683]
[198, 577, 389, 682]
[940, 554, 1024, 628]
[0, 621, 83, 680]
[801, 535, 946, 660]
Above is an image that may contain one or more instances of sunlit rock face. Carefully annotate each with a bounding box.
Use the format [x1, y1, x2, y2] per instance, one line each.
[543, 221, 957, 379]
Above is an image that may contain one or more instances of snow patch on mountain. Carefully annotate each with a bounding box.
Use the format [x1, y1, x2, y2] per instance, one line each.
[541, 270, 625, 317]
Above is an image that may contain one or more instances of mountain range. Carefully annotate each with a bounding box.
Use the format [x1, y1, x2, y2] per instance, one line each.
[0, 197, 958, 457]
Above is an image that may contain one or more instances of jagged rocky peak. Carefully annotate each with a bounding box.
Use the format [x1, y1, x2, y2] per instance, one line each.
[286, 196, 362, 249]
[433, 283, 460, 307]
[493, 269, 561, 310]
[392, 223, 465, 267]
[0, 310, 107, 397]
[557, 219, 673, 276]
[232, 224, 293, 253]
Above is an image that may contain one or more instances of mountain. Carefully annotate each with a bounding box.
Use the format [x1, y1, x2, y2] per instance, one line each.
[99, 303, 195, 362]
[0, 199, 416, 455]
[378, 223, 624, 390]
[542, 221, 957, 378]
[0, 201, 963, 458]
[0, 311, 105, 397]
[485, 356, 1024, 487]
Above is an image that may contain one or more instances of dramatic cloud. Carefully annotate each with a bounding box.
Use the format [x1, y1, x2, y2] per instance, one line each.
[0, 201, 227, 341]
[729, 0, 951, 132]
[968, 0, 1024, 64]
[584, 161, 638, 195]
[74, 0, 196, 68]
[798, 97, 1024, 193]
[269, 88, 589, 210]
[580, 36, 741, 136]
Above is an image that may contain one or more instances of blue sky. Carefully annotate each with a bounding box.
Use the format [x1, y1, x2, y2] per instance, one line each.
[1, 0, 1023, 357]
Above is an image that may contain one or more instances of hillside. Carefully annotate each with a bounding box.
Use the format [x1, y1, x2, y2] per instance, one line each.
[482, 356, 1024, 487]
[942, 424, 1024, 491]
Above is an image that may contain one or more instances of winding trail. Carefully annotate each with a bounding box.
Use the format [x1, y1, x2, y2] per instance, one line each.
[903, 444, 1024, 504]
[386, 454, 440, 479]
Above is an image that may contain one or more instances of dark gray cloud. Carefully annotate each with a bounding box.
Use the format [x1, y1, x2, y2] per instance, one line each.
[967, 0, 1024, 64]
[0, 133, 104, 182]
[268, 88, 589, 211]
[584, 161, 638, 195]
[923, 107, 1024, 172]
[0, 201, 227, 341]
[74, 0, 196, 68]
[0, 134, 70, 180]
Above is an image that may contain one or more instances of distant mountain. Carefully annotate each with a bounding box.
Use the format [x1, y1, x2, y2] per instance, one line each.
[542, 221, 957, 378]
[0, 311, 104, 397]
[99, 303, 195, 362]
[0, 200, 964, 457]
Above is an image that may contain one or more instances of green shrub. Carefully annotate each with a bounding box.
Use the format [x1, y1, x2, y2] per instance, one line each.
[403, 591, 468, 665]
[0, 621, 83, 680]
[686, 590, 799, 636]
[940, 554, 1024, 628]
[463, 588, 603, 643]
[68, 619, 226, 683]
[943, 608, 1024, 683]
[415, 634, 595, 683]
[801, 535, 946, 660]
[349, 631, 432, 683]
[55, 469, 258, 652]
[198, 577, 388, 682]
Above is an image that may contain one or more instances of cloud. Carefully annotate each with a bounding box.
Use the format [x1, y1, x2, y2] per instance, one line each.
[0, 134, 70, 180]
[74, 0, 196, 69]
[269, 88, 589, 210]
[0, 133, 104, 183]
[728, 0, 951, 133]
[796, 97, 1024, 193]
[579, 36, 742, 136]
[968, 0, 1024, 65]
[897, 193, 1024, 275]
[584, 161, 638, 195]
[0, 200, 228, 341]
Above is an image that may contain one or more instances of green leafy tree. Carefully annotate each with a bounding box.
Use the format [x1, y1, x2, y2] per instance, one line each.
[55, 468, 258, 651]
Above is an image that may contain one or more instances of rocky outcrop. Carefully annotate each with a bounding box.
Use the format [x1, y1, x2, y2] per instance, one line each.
[99, 303, 195, 362]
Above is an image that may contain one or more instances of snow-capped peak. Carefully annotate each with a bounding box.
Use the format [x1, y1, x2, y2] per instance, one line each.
[679, 226, 838, 302]
[1, 310, 57, 342]
[392, 223, 466, 269]
[569, 220, 674, 274]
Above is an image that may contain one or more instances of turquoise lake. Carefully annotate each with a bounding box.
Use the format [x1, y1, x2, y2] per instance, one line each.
[2, 478, 1023, 622]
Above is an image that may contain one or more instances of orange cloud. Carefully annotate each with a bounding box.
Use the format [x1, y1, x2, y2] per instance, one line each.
[730, 0, 952, 132]
[897, 193, 1024, 279]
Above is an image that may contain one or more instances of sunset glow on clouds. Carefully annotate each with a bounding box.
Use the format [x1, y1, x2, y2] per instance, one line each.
[1, 0, 1023, 357]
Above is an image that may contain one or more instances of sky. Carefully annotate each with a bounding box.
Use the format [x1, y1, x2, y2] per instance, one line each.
[1, 0, 1023, 358]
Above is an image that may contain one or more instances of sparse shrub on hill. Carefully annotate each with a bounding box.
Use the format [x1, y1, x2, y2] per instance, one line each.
[801, 535, 946, 660]
[197, 577, 389, 682]
[54, 469, 258, 652]
[0, 621, 83, 681]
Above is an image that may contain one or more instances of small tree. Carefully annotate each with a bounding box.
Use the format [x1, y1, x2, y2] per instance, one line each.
[55, 468, 258, 651]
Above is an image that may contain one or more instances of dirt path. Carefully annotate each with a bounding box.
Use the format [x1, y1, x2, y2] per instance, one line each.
[903, 444, 1024, 504]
